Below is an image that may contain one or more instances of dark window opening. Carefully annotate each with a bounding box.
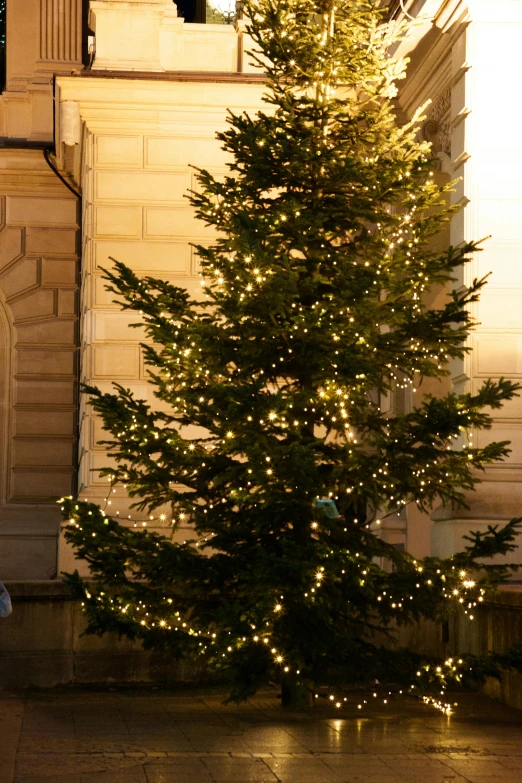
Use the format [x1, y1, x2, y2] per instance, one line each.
[175, 0, 237, 25]
[176, 0, 206, 23]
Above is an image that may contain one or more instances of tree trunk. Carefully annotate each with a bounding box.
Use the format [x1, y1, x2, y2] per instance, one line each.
[280, 675, 314, 709]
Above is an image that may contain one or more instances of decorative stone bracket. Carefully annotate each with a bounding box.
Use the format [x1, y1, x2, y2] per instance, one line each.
[420, 87, 451, 157]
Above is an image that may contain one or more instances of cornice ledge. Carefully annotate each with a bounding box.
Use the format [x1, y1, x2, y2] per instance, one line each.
[433, 0, 469, 34]
[396, 0, 522, 34]
[391, 0, 466, 27]
[390, 0, 464, 59]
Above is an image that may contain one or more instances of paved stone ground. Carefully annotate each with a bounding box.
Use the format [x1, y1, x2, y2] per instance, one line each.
[1, 686, 522, 783]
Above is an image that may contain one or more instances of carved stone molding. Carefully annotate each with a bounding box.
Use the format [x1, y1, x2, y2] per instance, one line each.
[1, 0, 83, 138]
[4, 0, 83, 96]
[40, 0, 82, 64]
[421, 86, 451, 157]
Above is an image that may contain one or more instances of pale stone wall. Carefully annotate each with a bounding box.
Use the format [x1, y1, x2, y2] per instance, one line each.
[55, 71, 265, 574]
[396, 0, 522, 561]
[0, 0, 262, 579]
[88, 0, 258, 74]
[433, 1, 522, 558]
[52, 0, 266, 581]
[0, 149, 79, 579]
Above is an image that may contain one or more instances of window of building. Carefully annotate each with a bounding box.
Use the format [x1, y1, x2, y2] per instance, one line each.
[174, 0, 237, 24]
[206, 0, 237, 24]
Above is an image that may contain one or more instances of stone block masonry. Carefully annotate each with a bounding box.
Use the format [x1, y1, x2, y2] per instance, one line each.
[0, 149, 80, 581]
[0, 581, 203, 688]
[54, 72, 266, 572]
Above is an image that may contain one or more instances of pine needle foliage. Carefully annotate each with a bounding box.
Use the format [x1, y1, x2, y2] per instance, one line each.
[62, 0, 522, 704]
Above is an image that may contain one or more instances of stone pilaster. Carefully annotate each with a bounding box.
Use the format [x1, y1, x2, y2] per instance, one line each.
[54, 69, 266, 575]
[398, 0, 522, 563]
[39, 0, 83, 66]
[431, 1, 522, 562]
[1, 0, 83, 141]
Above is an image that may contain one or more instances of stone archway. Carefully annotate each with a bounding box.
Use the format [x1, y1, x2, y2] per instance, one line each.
[0, 151, 80, 579]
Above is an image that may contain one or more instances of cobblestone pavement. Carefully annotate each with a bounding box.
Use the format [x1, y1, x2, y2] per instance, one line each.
[1, 686, 522, 783]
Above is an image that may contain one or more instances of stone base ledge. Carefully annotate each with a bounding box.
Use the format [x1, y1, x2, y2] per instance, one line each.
[3, 581, 522, 712]
[0, 580, 203, 688]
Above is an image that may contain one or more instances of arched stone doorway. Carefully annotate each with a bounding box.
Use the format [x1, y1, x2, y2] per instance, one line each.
[0, 151, 80, 580]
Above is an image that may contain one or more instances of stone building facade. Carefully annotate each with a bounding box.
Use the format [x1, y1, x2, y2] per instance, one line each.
[391, 0, 522, 564]
[0, 0, 83, 579]
[1, 0, 522, 582]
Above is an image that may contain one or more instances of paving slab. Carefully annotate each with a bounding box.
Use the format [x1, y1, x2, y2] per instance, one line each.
[265, 756, 344, 782]
[0, 695, 24, 783]
[2, 687, 522, 783]
[145, 763, 213, 783]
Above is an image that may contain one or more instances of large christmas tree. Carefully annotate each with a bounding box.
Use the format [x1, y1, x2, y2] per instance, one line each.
[62, 0, 522, 707]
